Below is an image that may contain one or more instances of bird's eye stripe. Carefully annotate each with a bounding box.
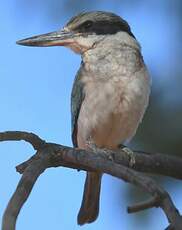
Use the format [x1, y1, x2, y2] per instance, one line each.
[77, 20, 93, 30]
[83, 20, 93, 28]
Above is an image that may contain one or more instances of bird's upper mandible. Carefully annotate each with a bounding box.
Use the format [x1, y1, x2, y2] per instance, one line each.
[16, 11, 135, 54]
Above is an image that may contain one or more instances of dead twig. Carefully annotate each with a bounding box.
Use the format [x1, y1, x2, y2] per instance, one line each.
[0, 131, 182, 230]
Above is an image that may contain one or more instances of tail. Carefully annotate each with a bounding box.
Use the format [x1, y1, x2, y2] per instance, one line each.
[77, 172, 102, 225]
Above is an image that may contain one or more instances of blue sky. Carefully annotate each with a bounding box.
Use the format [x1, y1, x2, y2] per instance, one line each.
[0, 1, 182, 229]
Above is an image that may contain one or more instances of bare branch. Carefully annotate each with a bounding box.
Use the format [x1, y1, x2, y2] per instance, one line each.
[1, 131, 182, 230]
[1, 131, 182, 180]
[0, 131, 46, 150]
[127, 195, 160, 213]
[2, 155, 49, 230]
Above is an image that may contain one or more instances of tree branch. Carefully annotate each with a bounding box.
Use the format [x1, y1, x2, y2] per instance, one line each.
[127, 195, 160, 213]
[0, 131, 46, 150]
[0, 131, 182, 230]
[2, 158, 47, 230]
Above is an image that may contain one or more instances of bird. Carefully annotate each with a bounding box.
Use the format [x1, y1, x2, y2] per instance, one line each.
[17, 11, 151, 225]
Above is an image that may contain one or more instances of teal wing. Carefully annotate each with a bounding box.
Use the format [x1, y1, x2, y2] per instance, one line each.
[71, 64, 85, 147]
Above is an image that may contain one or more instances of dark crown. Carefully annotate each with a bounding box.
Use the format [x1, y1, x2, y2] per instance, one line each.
[66, 11, 135, 38]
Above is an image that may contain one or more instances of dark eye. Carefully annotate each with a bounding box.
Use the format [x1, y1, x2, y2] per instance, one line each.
[82, 20, 93, 29]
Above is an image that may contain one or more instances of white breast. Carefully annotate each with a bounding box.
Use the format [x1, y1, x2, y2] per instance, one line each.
[77, 67, 150, 149]
[77, 32, 151, 149]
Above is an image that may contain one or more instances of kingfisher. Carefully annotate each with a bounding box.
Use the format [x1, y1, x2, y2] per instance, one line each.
[17, 11, 151, 225]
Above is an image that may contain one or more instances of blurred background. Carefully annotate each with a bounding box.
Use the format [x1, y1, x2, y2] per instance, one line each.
[0, 0, 182, 229]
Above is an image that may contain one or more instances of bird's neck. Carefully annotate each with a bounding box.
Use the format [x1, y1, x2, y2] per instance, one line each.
[82, 31, 140, 59]
[81, 32, 142, 78]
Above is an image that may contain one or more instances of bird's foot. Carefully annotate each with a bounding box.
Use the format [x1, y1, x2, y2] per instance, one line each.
[122, 147, 136, 167]
[86, 140, 100, 153]
[86, 139, 114, 161]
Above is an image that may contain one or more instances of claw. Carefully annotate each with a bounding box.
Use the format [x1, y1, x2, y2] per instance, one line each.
[122, 147, 135, 167]
[86, 138, 114, 161]
[86, 139, 99, 153]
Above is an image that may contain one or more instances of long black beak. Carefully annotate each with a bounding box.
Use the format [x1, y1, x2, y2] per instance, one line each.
[16, 29, 75, 47]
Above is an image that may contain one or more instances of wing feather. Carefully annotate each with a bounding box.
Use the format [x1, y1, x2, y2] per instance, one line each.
[71, 64, 85, 147]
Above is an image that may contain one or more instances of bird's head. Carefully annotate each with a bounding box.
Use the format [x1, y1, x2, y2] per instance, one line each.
[17, 11, 135, 54]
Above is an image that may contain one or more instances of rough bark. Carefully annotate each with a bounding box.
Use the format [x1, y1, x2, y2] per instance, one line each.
[1, 131, 182, 230]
